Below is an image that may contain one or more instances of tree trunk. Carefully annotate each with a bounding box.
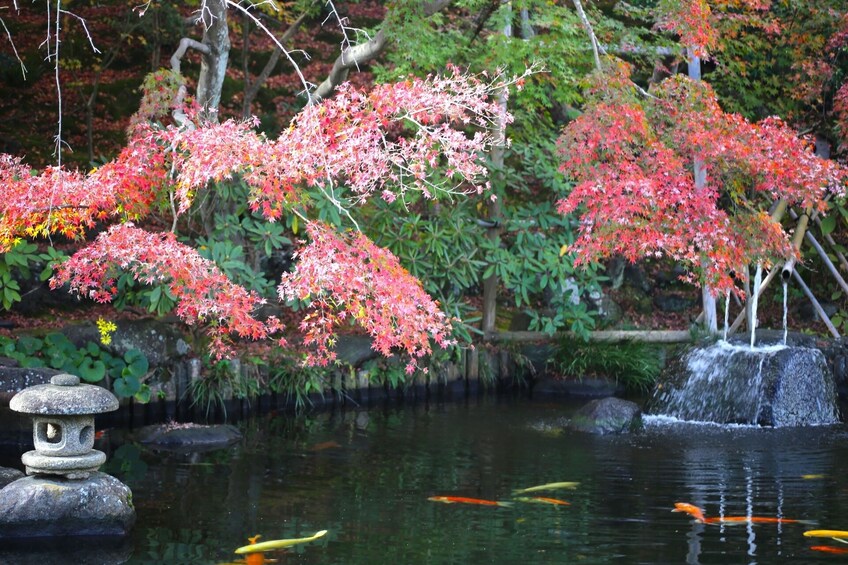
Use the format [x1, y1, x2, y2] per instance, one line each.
[196, 0, 231, 121]
[481, 1, 511, 335]
[688, 47, 718, 333]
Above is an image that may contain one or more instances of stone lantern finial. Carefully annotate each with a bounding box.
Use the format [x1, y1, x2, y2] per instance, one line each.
[9, 373, 119, 479]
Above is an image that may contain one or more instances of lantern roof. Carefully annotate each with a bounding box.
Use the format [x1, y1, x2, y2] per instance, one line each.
[9, 374, 119, 416]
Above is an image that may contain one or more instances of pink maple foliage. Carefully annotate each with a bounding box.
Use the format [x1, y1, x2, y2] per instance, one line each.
[51, 223, 283, 358]
[2, 67, 512, 365]
[558, 70, 848, 297]
[654, 0, 775, 57]
[278, 221, 454, 372]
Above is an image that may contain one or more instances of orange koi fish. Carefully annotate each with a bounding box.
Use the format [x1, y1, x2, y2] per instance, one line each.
[428, 496, 511, 507]
[811, 545, 848, 555]
[672, 502, 800, 525]
[308, 441, 342, 452]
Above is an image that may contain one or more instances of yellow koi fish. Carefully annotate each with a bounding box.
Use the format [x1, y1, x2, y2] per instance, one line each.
[804, 530, 848, 543]
[234, 530, 328, 555]
[514, 496, 571, 506]
[513, 482, 580, 494]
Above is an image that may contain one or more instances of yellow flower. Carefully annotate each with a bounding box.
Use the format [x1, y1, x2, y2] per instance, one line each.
[96, 318, 117, 346]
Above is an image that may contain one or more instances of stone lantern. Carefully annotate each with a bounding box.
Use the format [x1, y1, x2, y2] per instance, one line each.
[0, 373, 135, 539]
[9, 373, 118, 479]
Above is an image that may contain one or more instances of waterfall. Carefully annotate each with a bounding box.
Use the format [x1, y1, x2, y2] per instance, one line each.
[646, 340, 840, 427]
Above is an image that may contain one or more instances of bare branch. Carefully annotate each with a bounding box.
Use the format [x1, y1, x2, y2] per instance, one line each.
[242, 1, 315, 118]
[0, 14, 26, 79]
[572, 0, 600, 71]
[59, 9, 101, 53]
[312, 0, 454, 101]
[226, 0, 315, 102]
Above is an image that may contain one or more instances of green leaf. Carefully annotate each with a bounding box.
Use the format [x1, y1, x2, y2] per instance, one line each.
[122, 349, 149, 377]
[820, 214, 837, 235]
[113, 375, 141, 398]
[77, 358, 106, 383]
[134, 385, 152, 404]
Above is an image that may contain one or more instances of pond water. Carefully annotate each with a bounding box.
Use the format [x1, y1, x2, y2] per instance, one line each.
[4, 396, 848, 564]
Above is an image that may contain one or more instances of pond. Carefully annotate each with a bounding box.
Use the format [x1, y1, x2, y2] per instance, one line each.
[3, 396, 848, 564]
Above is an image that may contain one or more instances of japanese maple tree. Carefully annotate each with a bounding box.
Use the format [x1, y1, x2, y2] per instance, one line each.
[1, 65, 515, 371]
[557, 61, 848, 298]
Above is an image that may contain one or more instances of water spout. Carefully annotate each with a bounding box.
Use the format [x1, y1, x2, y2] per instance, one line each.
[782, 280, 788, 346]
[750, 265, 762, 349]
[723, 290, 730, 342]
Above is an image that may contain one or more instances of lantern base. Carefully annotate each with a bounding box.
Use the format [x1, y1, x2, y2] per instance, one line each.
[21, 449, 106, 479]
[0, 472, 135, 539]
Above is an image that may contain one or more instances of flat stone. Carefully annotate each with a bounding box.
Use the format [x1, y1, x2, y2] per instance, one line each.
[0, 472, 135, 538]
[136, 423, 242, 451]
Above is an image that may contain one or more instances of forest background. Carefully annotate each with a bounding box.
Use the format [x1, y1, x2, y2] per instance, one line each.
[1, 0, 847, 403]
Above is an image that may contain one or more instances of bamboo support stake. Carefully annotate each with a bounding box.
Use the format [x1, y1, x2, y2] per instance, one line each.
[813, 215, 848, 273]
[791, 269, 840, 337]
[788, 208, 848, 295]
[485, 330, 693, 343]
[780, 203, 814, 279]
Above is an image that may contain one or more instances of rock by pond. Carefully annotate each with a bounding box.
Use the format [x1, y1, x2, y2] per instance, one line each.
[0, 466, 24, 489]
[647, 338, 840, 427]
[0, 472, 135, 538]
[136, 422, 242, 452]
[62, 318, 190, 367]
[0, 367, 61, 403]
[568, 397, 642, 435]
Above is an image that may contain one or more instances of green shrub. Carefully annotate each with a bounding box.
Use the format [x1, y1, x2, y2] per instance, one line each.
[549, 337, 662, 392]
[0, 332, 151, 402]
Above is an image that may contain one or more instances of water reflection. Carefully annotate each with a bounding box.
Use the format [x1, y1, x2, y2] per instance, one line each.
[1, 397, 847, 563]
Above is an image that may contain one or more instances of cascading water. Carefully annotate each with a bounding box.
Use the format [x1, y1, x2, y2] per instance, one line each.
[647, 337, 840, 427]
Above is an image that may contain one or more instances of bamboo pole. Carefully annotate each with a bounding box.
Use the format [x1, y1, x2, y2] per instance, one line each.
[781, 203, 814, 279]
[791, 269, 840, 337]
[485, 330, 693, 343]
[728, 267, 780, 334]
[813, 214, 848, 273]
[788, 208, 848, 295]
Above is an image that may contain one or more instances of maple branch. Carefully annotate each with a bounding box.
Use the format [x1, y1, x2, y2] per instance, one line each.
[0, 10, 26, 79]
[312, 0, 454, 101]
[242, 1, 315, 118]
[572, 0, 600, 71]
[170, 38, 209, 127]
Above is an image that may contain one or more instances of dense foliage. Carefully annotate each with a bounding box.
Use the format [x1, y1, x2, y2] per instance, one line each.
[1, 0, 848, 393]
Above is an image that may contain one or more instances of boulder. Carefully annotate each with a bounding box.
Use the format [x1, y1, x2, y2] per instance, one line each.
[0, 472, 135, 538]
[63, 319, 189, 367]
[136, 423, 242, 451]
[647, 340, 840, 427]
[0, 467, 24, 489]
[0, 367, 61, 403]
[569, 397, 642, 435]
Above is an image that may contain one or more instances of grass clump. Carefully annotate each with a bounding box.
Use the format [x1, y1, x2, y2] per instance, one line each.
[550, 337, 663, 392]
